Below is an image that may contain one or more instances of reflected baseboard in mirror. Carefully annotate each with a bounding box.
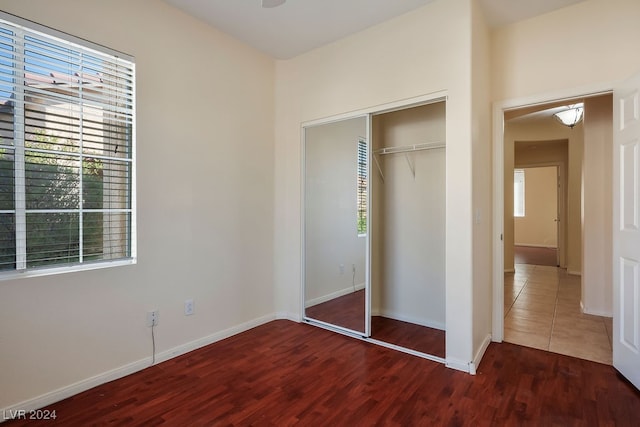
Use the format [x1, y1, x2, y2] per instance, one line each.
[371, 317, 445, 359]
[305, 290, 365, 333]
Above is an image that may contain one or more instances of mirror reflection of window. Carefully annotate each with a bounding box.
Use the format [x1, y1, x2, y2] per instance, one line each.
[357, 138, 367, 236]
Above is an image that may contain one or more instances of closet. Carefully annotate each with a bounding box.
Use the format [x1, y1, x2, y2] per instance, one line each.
[302, 98, 446, 361]
[370, 102, 446, 358]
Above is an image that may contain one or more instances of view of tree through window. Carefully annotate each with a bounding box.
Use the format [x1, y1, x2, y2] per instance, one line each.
[0, 16, 135, 273]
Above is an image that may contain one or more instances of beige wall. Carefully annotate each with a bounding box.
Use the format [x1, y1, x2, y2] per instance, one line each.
[583, 96, 613, 316]
[492, 0, 640, 102]
[0, 0, 275, 409]
[372, 103, 446, 329]
[471, 0, 493, 361]
[514, 167, 558, 248]
[274, 0, 479, 369]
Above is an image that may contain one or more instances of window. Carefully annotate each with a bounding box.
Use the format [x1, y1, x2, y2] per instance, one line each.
[0, 13, 135, 277]
[357, 138, 367, 236]
[514, 169, 525, 217]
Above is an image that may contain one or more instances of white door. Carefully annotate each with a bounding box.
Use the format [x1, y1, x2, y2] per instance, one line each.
[613, 72, 640, 390]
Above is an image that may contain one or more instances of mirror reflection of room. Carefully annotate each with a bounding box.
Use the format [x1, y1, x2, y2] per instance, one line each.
[370, 102, 446, 358]
[304, 117, 367, 334]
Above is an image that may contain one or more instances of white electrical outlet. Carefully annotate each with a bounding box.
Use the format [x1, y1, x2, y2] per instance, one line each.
[339, 264, 345, 274]
[184, 299, 194, 316]
[146, 310, 159, 327]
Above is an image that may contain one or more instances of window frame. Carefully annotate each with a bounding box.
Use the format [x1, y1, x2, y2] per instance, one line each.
[0, 11, 136, 281]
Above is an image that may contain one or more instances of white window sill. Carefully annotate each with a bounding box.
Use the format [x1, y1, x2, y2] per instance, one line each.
[0, 258, 137, 282]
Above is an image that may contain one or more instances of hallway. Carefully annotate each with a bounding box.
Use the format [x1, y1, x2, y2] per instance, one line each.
[504, 264, 613, 365]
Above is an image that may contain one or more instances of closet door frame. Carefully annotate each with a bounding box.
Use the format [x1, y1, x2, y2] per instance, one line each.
[300, 91, 447, 342]
[301, 113, 371, 337]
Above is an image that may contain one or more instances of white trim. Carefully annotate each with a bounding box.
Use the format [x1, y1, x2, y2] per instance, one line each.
[366, 338, 445, 364]
[492, 82, 615, 344]
[154, 313, 277, 364]
[1, 313, 278, 416]
[365, 116, 372, 337]
[301, 91, 447, 128]
[504, 268, 515, 274]
[129, 60, 137, 262]
[0, 258, 136, 282]
[580, 301, 612, 318]
[303, 318, 446, 364]
[300, 124, 307, 322]
[514, 243, 558, 249]
[492, 98, 505, 342]
[304, 283, 365, 308]
[568, 270, 582, 276]
[1, 358, 150, 420]
[304, 317, 367, 337]
[471, 334, 492, 375]
[275, 312, 301, 322]
[445, 358, 472, 373]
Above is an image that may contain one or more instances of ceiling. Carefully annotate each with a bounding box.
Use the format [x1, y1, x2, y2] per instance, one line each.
[163, 0, 586, 59]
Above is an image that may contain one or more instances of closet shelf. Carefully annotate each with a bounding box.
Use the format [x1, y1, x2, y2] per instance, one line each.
[373, 141, 445, 181]
[375, 141, 445, 155]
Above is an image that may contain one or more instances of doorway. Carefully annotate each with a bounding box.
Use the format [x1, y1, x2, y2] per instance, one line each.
[494, 93, 614, 365]
[513, 166, 560, 268]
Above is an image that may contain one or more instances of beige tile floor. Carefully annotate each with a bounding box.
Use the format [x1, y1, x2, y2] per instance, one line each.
[504, 264, 613, 365]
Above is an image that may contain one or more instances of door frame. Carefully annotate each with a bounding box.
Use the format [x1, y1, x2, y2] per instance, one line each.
[492, 83, 614, 342]
[512, 163, 564, 267]
[300, 113, 371, 338]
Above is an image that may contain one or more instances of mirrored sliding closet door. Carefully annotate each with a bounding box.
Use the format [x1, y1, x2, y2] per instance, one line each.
[302, 116, 370, 336]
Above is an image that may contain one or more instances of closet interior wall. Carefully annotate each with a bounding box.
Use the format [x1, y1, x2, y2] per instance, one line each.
[371, 102, 446, 331]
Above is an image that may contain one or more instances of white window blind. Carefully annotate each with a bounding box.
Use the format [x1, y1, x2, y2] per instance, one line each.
[357, 138, 367, 236]
[0, 13, 135, 275]
[514, 169, 525, 217]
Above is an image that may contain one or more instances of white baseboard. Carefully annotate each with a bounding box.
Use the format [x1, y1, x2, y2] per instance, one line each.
[514, 244, 557, 249]
[1, 357, 151, 422]
[567, 270, 582, 276]
[445, 358, 472, 373]
[470, 334, 492, 375]
[154, 313, 277, 364]
[276, 312, 301, 322]
[580, 301, 612, 318]
[377, 310, 445, 331]
[504, 268, 515, 273]
[305, 283, 365, 308]
[1, 313, 280, 418]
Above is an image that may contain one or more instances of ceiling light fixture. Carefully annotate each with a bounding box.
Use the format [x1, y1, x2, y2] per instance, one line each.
[262, 0, 286, 8]
[554, 104, 584, 128]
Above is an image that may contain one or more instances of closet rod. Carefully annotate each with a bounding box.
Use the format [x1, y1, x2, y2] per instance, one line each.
[375, 142, 445, 155]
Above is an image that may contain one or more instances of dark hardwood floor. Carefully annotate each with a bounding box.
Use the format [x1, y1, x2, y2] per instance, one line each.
[305, 289, 445, 357]
[305, 289, 365, 332]
[371, 316, 445, 358]
[5, 320, 639, 426]
[514, 245, 558, 266]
